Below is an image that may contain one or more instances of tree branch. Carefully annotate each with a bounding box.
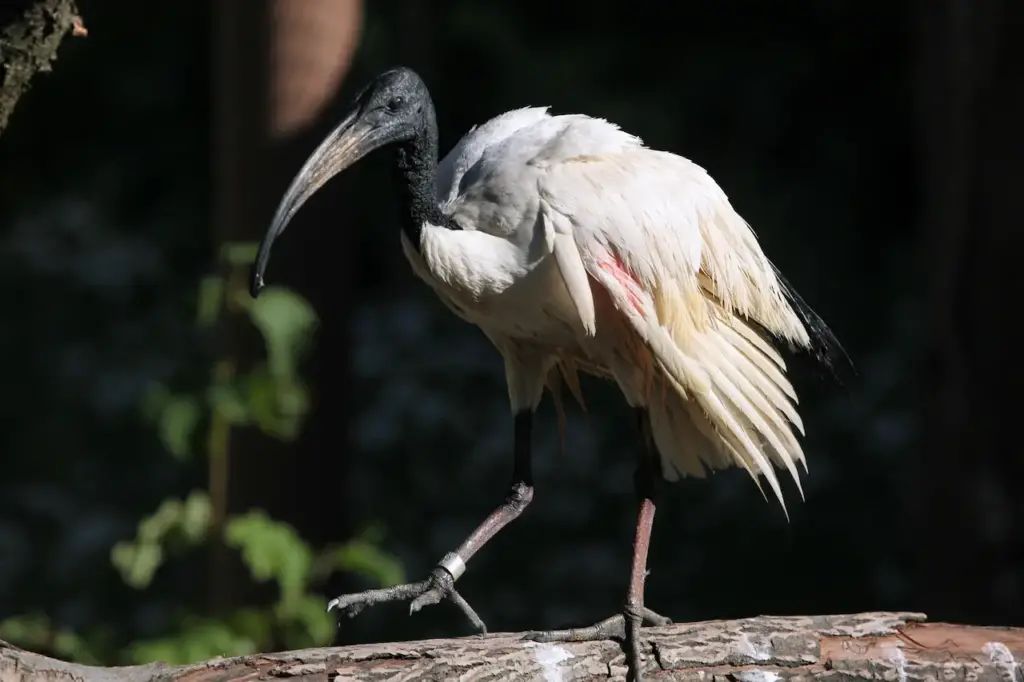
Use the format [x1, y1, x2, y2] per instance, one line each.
[0, 0, 83, 135]
[2, 612, 1022, 681]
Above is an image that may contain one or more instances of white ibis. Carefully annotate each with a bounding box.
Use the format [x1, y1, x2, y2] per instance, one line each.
[251, 66, 841, 682]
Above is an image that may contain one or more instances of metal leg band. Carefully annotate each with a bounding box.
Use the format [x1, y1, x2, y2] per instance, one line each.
[438, 552, 466, 581]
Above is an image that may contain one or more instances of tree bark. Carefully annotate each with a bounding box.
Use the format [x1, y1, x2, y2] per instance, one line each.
[0, 0, 82, 135]
[2, 612, 1022, 682]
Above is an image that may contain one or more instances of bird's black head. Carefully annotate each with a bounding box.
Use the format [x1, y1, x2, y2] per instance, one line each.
[250, 66, 433, 297]
[349, 67, 431, 142]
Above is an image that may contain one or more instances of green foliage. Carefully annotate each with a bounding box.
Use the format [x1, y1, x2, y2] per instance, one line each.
[128, 616, 262, 665]
[111, 491, 212, 589]
[226, 510, 313, 607]
[0, 614, 106, 666]
[0, 241, 402, 665]
[111, 509, 402, 664]
[141, 387, 203, 461]
[245, 286, 318, 379]
[142, 250, 322, 457]
[311, 524, 406, 589]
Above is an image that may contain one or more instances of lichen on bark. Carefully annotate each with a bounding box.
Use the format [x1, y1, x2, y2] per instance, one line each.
[0, 0, 81, 135]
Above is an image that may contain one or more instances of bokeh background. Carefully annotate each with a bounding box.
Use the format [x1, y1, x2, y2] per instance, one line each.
[2, 0, 1022, 666]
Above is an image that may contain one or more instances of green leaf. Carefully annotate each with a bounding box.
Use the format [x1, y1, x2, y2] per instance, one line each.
[225, 608, 274, 651]
[275, 593, 336, 650]
[111, 492, 211, 588]
[219, 241, 259, 267]
[139, 385, 201, 460]
[0, 613, 51, 650]
[245, 365, 279, 431]
[196, 275, 225, 327]
[138, 500, 177, 542]
[157, 395, 201, 460]
[225, 509, 312, 605]
[180, 490, 213, 544]
[206, 381, 251, 426]
[246, 286, 318, 379]
[311, 536, 405, 588]
[129, 616, 260, 665]
[274, 376, 310, 419]
[243, 364, 310, 441]
[111, 540, 164, 589]
[51, 629, 102, 665]
[0, 614, 104, 665]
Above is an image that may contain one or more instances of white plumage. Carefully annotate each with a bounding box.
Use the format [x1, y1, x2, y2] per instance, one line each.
[252, 67, 840, 681]
[404, 105, 820, 512]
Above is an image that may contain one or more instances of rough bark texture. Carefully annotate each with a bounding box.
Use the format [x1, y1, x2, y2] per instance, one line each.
[0, 0, 81, 135]
[2, 612, 1023, 682]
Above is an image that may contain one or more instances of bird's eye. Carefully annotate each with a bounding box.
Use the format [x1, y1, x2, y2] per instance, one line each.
[386, 96, 404, 112]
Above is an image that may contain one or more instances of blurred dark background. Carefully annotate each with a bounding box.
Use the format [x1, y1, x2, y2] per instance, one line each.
[1, 0, 1022, 666]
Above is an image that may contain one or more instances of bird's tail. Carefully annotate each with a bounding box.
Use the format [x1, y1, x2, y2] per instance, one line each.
[643, 306, 808, 516]
[589, 252, 822, 517]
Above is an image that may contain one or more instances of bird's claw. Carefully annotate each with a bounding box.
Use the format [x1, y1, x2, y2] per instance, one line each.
[523, 607, 671, 682]
[327, 567, 488, 634]
[523, 606, 670, 643]
[408, 569, 452, 613]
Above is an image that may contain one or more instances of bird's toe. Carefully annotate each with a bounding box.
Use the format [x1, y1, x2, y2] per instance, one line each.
[326, 569, 486, 633]
[521, 614, 626, 643]
[326, 595, 366, 618]
[408, 587, 444, 613]
[644, 608, 671, 627]
[521, 607, 668, 681]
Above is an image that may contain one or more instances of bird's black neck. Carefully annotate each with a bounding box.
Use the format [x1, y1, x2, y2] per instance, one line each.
[392, 99, 459, 249]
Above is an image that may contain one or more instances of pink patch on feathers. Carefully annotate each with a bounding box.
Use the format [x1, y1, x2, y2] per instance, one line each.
[597, 254, 645, 313]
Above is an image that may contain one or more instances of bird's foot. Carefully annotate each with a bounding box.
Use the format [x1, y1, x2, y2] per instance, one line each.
[523, 606, 671, 682]
[327, 560, 487, 634]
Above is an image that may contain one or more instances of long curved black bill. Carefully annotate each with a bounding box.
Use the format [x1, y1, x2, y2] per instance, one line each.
[251, 108, 374, 298]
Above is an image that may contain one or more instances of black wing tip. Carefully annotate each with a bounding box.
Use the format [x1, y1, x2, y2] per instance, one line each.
[805, 313, 853, 377]
[776, 272, 854, 382]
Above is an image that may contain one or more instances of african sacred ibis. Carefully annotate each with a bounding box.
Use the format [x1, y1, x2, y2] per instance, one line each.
[251, 66, 841, 681]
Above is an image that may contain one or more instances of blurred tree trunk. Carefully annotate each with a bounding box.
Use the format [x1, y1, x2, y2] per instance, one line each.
[916, 0, 1024, 624]
[211, 0, 361, 615]
[0, 0, 82, 134]
[264, 0, 362, 549]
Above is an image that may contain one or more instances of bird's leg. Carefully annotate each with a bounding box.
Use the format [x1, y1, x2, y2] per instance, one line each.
[328, 412, 535, 634]
[524, 408, 670, 682]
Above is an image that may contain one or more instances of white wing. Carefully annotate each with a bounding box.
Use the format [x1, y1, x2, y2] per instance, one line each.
[435, 107, 551, 207]
[432, 111, 832, 511]
[442, 113, 648, 333]
[536, 145, 813, 510]
[472, 113, 820, 508]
